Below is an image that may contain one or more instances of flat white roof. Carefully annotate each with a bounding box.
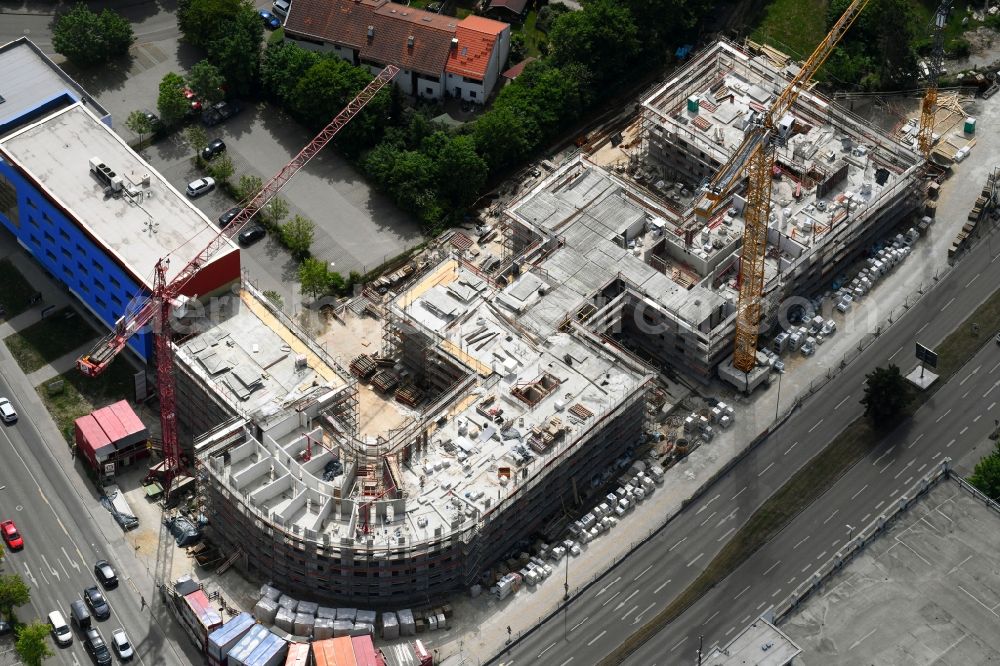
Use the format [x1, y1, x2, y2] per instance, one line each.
[0, 103, 235, 290]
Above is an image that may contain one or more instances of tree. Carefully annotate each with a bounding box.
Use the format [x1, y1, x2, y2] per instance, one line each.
[125, 110, 154, 146]
[15, 621, 52, 666]
[236, 174, 264, 201]
[188, 60, 226, 105]
[510, 32, 527, 63]
[0, 574, 30, 617]
[260, 41, 320, 105]
[473, 105, 533, 174]
[290, 58, 374, 131]
[206, 5, 263, 95]
[825, 0, 918, 89]
[969, 445, 1000, 502]
[177, 0, 243, 49]
[206, 154, 234, 183]
[53, 4, 134, 67]
[262, 290, 284, 308]
[157, 72, 190, 127]
[184, 125, 209, 154]
[548, 0, 638, 85]
[434, 135, 487, 208]
[860, 365, 911, 425]
[263, 197, 290, 228]
[281, 215, 315, 260]
[299, 258, 331, 299]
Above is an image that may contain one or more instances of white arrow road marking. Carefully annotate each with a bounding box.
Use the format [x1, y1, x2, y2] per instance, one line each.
[595, 576, 621, 597]
[21, 563, 37, 587]
[61, 547, 81, 571]
[40, 554, 59, 581]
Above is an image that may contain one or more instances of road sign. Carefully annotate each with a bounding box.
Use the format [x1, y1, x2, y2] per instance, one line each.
[916, 343, 938, 368]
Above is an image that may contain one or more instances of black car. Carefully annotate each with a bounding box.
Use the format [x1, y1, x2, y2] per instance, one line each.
[202, 100, 243, 127]
[93, 560, 117, 589]
[218, 206, 242, 228]
[238, 224, 266, 246]
[83, 586, 110, 620]
[141, 110, 164, 135]
[200, 138, 226, 161]
[83, 627, 112, 666]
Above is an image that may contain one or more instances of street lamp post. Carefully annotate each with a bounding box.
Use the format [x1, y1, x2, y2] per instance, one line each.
[774, 370, 783, 422]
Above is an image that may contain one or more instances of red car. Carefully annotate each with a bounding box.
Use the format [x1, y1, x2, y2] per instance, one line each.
[182, 87, 203, 111]
[1, 521, 22, 550]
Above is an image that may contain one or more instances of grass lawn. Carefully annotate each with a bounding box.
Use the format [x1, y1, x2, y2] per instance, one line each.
[4, 308, 98, 374]
[37, 359, 137, 445]
[601, 270, 1000, 665]
[0, 259, 37, 319]
[751, 0, 830, 59]
[513, 9, 545, 58]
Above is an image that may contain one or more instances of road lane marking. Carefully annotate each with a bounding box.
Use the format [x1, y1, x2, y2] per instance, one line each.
[596, 576, 621, 597]
[758, 462, 774, 477]
[941, 297, 955, 311]
[763, 560, 781, 576]
[991, 402, 997, 411]
[875, 500, 885, 510]
[793, 536, 809, 549]
[879, 461, 893, 474]
[731, 486, 747, 501]
[831, 539, 840, 548]
[725, 626, 737, 637]
[888, 346, 902, 361]
[570, 617, 588, 632]
[802, 564, 811, 573]
[559, 659, 574, 666]
[992, 361, 1000, 374]
[703, 610, 720, 626]
[687, 553, 704, 567]
[718, 527, 736, 542]
[834, 396, 850, 410]
[933, 451, 941, 459]
[849, 628, 879, 651]
[586, 631, 606, 647]
[621, 605, 638, 621]
[947, 438, 955, 448]
[974, 414, 982, 423]
[957, 585, 999, 617]
[918, 322, 930, 334]
[987, 382, 1000, 398]
[808, 419, 825, 433]
[634, 603, 656, 623]
[771, 588, 783, 598]
[917, 463, 927, 473]
[873, 446, 896, 465]
[904, 476, 913, 486]
[890, 489, 899, 498]
[634, 564, 653, 581]
[936, 408, 952, 423]
[697, 494, 720, 514]
[861, 513, 871, 523]
[653, 580, 671, 594]
[816, 551, 828, 560]
[785, 442, 798, 455]
[733, 585, 750, 600]
[967, 273, 980, 288]
[823, 509, 839, 524]
[669, 637, 688, 652]
[851, 484, 868, 500]
[757, 602, 767, 610]
[539, 643, 556, 658]
[788, 576, 797, 585]
[894, 460, 915, 479]
[669, 537, 687, 552]
[909, 434, 924, 449]
[618, 590, 639, 608]
[699, 511, 717, 526]
[947, 555, 972, 575]
[601, 592, 620, 607]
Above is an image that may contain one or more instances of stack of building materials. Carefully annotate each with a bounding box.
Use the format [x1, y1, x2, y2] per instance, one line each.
[259, 585, 281, 603]
[333, 620, 353, 637]
[371, 369, 399, 394]
[296, 601, 318, 617]
[254, 596, 279, 625]
[207, 612, 255, 666]
[285, 642, 310, 666]
[231, 630, 288, 666]
[352, 635, 381, 666]
[381, 612, 399, 640]
[292, 612, 314, 637]
[312, 636, 358, 666]
[349, 354, 377, 380]
[394, 384, 423, 407]
[277, 595, 298, 613]
[317, 607, 336, 621]
[179, 589, 224, 650]
[397, 609, 416, 637]
[313, 618, 334, 640]
[274, 607, 295, 634]
[336, 608, 357, 622]
[226, 625, 271, 666]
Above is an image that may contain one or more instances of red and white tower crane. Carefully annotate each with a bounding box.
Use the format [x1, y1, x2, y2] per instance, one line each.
[77, 66, 399, 491]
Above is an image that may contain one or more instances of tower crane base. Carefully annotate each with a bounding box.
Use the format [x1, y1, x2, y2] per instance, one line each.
[718, 354, 771, 393]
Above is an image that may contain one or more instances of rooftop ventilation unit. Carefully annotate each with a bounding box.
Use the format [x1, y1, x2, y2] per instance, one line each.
[88, 156, 123, 192]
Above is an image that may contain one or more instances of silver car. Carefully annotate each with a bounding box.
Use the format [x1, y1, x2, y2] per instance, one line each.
[185, 177, 215, 198]
[0, 398, 16, 424]
[111, 628, 133, 661]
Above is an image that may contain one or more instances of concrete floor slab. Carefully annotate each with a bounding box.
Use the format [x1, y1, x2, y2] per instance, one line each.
[782, 480, 1000, 665]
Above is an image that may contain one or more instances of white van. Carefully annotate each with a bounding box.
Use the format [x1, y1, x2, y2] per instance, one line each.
[272, 0, 290, 16]
[48, 610, 72, 646]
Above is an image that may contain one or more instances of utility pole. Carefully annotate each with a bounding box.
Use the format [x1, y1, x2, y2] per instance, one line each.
[774, 369, 783, 421]
[697, 634, 704, 665]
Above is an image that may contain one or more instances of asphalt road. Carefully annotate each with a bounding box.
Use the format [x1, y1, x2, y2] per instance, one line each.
[0, 367, 200, 664]
[495, 232, 1000, 665]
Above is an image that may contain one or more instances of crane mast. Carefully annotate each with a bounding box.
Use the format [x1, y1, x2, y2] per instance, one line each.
[715, 0, 871, 373]
[78, 65, 399, 489]
[918, 1, 953, 156]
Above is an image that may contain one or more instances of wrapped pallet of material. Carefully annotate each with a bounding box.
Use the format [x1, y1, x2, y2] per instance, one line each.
[436, 612, 448, 630]
[332, 620, 353, 638]
[278, 595, 299, 613]
[313, 617, 335, 640]
[258, 585, 281, 602]
[336, 608, 357, 622]
[296, 601, 318, 617]
[317, 606, 337, 620]
[274, 607, 296, 634]
[397, 609, 416, 637]
[355, 610, 376, 626]
[253, 596, 279, 625]
[381, 612, 399, 640]
[293, 612, 315, 637]
[350, 623, 374, 637]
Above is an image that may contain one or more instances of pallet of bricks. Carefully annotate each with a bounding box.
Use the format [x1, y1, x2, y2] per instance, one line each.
[395, 384, 423, 407]
[350, 354, 377, 380]
[951, 174, 995, 258]
[410, 605, 453, 634]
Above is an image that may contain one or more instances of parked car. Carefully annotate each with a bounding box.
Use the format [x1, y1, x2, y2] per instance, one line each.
[258, 8, 281, 28]
[111, 628, 133, 661]
[83, 627, 112, 665]
[238, 225, 266, 246]
[218, 207, 242, 228]
[140, 110, 164, 135]
[182, 87, 202, 111]
[48, 611, 72, 647]
[201, 100, 242, 127]
[93, 560, 118, 589]
[186, 177, 216, 198]
[272, 0, 290, 16]
[83, 586, 111, 621]
[0, 397, 16, 423]
[201, 138, 226, 161]
[1, 520, 22, 550]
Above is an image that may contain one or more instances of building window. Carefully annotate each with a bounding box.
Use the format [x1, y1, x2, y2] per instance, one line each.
[61, 247, 71, 259]
[111, 295, 122, 307]
[45, 249, 56, 261]
[94, 278, 105, 292]
[79, 282, 89, 294]
[27, 216, 39, 229]
[25, 198, 36, 210]
[470, 90, 477, 98]
[76, 262, 86, 274]
[426, 87, 433, 95]
[43, 231, 54, 244]
[109, 275, 121, 289]
[0, 172, 18, 228]
[28, 234, 39, 246]
[76, 243, 84, 254]
[91, 259, 103, 273]
[58, 228, 70, 242]
[62, 265, 72, 278]
[95, 296, 106, 309]
[42, 213, 53, 226]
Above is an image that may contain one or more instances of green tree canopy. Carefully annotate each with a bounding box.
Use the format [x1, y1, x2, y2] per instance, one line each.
[53, 4, 134, 67]
[860, 364, 911, 426]
[157, 72, 190, 127]
[206, 5, 263, 95]
[0, 574, 30, 616]
[969, 442, 1000, 502]
[548, 0, 639, 85]
[433, 135, 488, 208]
[188, 60, 226, 105]
[824, 0, 919, 89]
[177, 0, 243, 49]
[281, 215, 315, 260]
[261, 41, 321, 105]
[472, 105, 533, 174]
[15, 621, 52, 666]
[237, 174, 264, 202]
[299, 258, 331, 299]
[125, 110, 154, 145]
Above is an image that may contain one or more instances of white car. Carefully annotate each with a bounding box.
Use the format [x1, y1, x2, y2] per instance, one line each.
[111, 628, 133, 661]
[185, 177, 215, 198]
[0, 398, 16, 424]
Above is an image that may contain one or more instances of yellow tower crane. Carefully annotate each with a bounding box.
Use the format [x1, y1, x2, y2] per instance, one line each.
[918, 1, 954, 156]
[694, 0, 872, 377]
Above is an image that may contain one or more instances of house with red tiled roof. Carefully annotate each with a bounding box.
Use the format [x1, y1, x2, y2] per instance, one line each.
[284, 0, 510, 102]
